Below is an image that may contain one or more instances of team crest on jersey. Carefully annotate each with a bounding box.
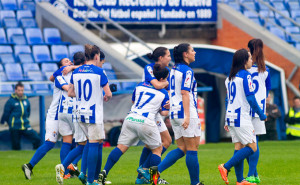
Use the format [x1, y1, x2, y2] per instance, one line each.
[53, 131, 57, 138]
[247, 75, 254, 92]
[57, 76, 65, 85]
[184, 70, 192, 88]
[147, 66, 154, 77]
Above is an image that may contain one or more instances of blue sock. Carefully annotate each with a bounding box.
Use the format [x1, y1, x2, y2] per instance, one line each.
[158, 148, 185, 173]
[234, 150, 244, 182]
[81, 142, 89, 174]
[60, 142, 72, 174]
[104, 147, 123, 175]
[72, 154, 82, 165]
[62, 145, 85, 170]
[247, 137, 259, 177]
[224, 147, 254, 170]
[162, 146, 167, 155]
[150, 153, 161, 167]
[87, 142, 99, 183]
[29, 141, 55, 167]
[71, 139, 77, 149]
[94, 143, 103, 180]
[142, 152, 152, 168]
[138, 147, 151, 178]
[186, 151, 199, 185]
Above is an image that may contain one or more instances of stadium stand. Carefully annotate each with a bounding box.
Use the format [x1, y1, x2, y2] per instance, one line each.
[221, 0, 300, 48]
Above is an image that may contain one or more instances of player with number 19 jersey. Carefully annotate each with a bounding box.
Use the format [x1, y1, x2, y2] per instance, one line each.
[225, 70, 255, 127]
[170, 63, 198, 119]
[70, 64, 108, 124]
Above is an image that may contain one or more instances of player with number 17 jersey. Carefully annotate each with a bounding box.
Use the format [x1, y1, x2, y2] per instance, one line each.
[70, 64, 108, 125]
[225, 70, 254, 127]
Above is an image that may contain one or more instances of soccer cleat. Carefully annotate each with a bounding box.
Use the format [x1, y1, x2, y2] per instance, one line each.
[195, 182, 205, 185]
[236, 180, 257, 185]
[137, 166, 150, 181]
[98, 170, 107, 185]
[67, 163, 80, 177]
[135, 177, 150, 184]
[78, 172, 87, 185]
[22, 164, 33, 180]
[245, 176, 256, 183]
[149, 166, 160, 185]
[63, 173, 71, 179]
[55, 164, 65, 185]
[255, 176, 261, 183]
[87, 182, 100, 185]
[218, 164, 229, 184]
[105, 180, 112, 184]
[157, 178, 169, 184]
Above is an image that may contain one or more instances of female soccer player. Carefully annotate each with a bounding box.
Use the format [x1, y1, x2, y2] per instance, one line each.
[153, 43, 203, 185]
[246, 39, 271, 184]
[56, 45, 112, 185]
[218, 49, 266, 185]
[136, 47, 172, 184]
[98, 64, 169, 185]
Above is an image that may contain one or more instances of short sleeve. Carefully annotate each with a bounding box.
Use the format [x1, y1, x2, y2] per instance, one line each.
[100, 70, 108, 87]
[144, 65, 156, 83]
[181, 69, 193, 91]
[53, 66, 65, 78]
[55, 76, 68, 90]
[161, 90, 169, 111]
[243, 73, 255, 96]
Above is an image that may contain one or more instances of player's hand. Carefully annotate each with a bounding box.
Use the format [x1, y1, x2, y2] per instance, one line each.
[104, 95, 111, 102]
[62, 66, 73, 75]
[224, 125, 229, 132]
[163, 101, 170, 109]
[182, 117, 190, 130]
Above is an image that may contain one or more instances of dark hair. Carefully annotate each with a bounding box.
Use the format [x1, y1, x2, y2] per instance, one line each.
[293, 96, 300, 101]
[58, 58, 67, 67]
[229, 49, 250, 80]
[100, 51, 105, 61]
[248, 38, 266, 73]
[15, 81, 24, 90]
[153, 64, 169, 80]
[73, 51, 85, 65]
[146, 47, 168, 62]
[173, 43, 190, 64]
[85, 44, 100, 61]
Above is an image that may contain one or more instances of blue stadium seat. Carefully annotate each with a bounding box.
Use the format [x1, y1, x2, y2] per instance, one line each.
[32, 45, 52, 63]
[27, 71, 49, 92]
[271, 2, 287, 11]
[20, 18, 37, 28]
[1, 0, 18, 10]
[289, 34, 300, 43]
[41, 63, 58, 73]
[278, 18, 292, 27]
[287, 1, 300, 11]
[25, 28, 44, 44]
[51, 45, 69, 61]
[228, 2, 241, 12]
[0, 28, 8, 44]
[3, 18, 19, 28]
[22, 63, 40, 75]
[0, 10, 15, 25]
[275, 11, 290, 19]
[0, 45, 15, 63]
[259, 10, 275, 18]
[16, 10, 33, 21]
[19, 1, 35, 13]
[291, 10, 300, 19]
[244, 10, 259, 18]
[257, 2, 269, 11]
[249, 17, 262, 25]
[285, 26, 300, 34]
[242, 2, 258, 12]
[4, 63, 24, 81]
[6, 28, 27, 44]
[14, 45, 34, 63]
[44, 28, 65, 45]
[269, 27, 286, 40]
[68, 45, 84, 60]
[0, 72, 13, 93]
[264, 17, 278, 27]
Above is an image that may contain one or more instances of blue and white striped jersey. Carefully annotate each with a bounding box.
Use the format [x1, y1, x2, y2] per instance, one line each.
[47, 67, 68, 121]
[248, 64, 271, 117]
[131, 82, 169, 121]
[225, 69, 255, 127]
[169, 64, 198, 119]
[70, 64, 108, 124]
[58, 69, 75, 115]
[142, 63, 170, 90]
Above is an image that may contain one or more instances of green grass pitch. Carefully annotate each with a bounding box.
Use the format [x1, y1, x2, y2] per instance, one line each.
[0, 141, 299, 185]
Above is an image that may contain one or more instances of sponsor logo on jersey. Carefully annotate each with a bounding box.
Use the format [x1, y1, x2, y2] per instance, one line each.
[23, 101, 27, 106]
[147, 66, 154, 77]
[78, 68, 93, 73]
[247, 75, 254, 92]
[184, 70, 192, 88]
[126, 116, 145, 124]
